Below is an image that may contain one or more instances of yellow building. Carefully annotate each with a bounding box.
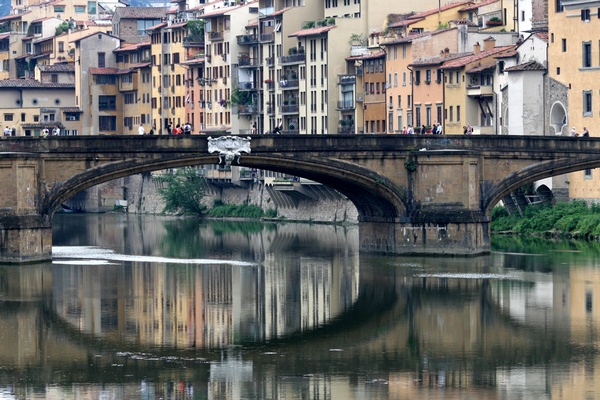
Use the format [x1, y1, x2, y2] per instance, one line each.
[386, 1, 472, 35]
[548, 0, 600, 202]
[114, 41, 153, 135]
[442, 39, 514, 134]
[148, 15, 189, 134]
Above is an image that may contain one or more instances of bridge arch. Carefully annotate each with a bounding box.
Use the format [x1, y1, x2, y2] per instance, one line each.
[483, 156, 600, 212]
[43, 154, 409, 223]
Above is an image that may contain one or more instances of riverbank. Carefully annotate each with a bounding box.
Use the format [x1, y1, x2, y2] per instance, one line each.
[492, 201, 600, 240]
[65, 174, 359, 224]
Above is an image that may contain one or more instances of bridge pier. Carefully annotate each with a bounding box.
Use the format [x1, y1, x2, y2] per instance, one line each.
[0, 155, 52, 263]
[359, 212, 490, 256]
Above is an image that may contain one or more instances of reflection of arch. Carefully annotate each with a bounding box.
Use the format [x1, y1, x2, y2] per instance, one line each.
[550, 101, 567, 136]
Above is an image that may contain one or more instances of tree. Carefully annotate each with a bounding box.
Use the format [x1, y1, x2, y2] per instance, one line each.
[155, 168, 208, 216]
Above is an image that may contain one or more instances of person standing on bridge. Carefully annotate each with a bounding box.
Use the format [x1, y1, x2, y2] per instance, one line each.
[138, 123, 146, 135]
[582, 127, 590, 137]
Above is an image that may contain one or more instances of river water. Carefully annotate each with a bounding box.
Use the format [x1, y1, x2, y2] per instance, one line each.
[1, 214, 599, 399]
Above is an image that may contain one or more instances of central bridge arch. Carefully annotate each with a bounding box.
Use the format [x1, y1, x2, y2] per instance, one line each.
[2, 135, 600, 262]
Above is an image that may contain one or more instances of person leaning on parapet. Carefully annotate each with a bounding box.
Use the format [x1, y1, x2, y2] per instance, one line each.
[138, 123, 146, 135]
[582, 127, 590, 137]
[571, 127, 578, 137]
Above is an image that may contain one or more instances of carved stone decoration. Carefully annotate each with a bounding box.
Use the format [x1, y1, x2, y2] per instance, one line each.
[207, 136, 252, 166]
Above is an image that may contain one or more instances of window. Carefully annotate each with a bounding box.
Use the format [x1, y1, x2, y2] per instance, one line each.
[583, 42, 592, 67]
[99, 116, 116, 131]
[51, 74, 58, 83]
[562, 38, 567, 52]
[98, 52, 105, 68]
[394, 72, 398, 87]
[426, 106, 431, 126]
[449, 106, 454, 122]
[96, 75, 116, 84]
[53, 5, 65, 12]
[456, 71, 460, 84]
[436, 69, 442, 83]
[137, 20, 162, 36]
[498, 60, 505, 74]
[88, 1, 96, 14]
[397, 95, 401, 109]
[581, 9, 590, 21]
[415, 70, 421, 85]
[415, 105, 421, 127]
[98, 95, 116, 110]
[425, 69, 431, 83]
[556, 0, 563, 12]
[74, 5, 86, 13]
[584, 90, 592, 116]
[557, 67, 561, 75]
[457, 105, 461, 122]
[585, 168, 593, 179]
[521, 10, 525, 21]
[402, 72, 406, 86]
[4, 113, 13, 121]
[436, 104, 442, 124]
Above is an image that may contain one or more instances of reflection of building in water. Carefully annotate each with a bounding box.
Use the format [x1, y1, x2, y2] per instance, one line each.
[52, 251, 359, 349]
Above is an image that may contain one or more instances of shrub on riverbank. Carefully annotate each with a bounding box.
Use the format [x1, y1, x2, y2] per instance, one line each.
[208, 200, 277, 219]
[491, 200, 600, 238]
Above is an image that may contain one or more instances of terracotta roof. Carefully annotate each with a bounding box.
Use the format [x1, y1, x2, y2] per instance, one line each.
[271, 7, 291, 16]
[289, 25, 335, 37]
[410, 52, 471, 66]
[460, 0, 499, 11]
[533, 31, 548, 42]
[467, 61, 496, 72]
[31, 16, 55, 23]
[0, 79, 74, 88]
[356, 50, 386, 60]
[0, 12, 29, 21]
[441, 45, 515, 68]
[146, 22, 167, 31]
[70, 31, 121, 43]
[381, 31, 431, 45]
[388, 17, 425, 28]
[495, 49, 517, 58]
[0, 33, 10, 40]
[129, 62, 152, 68]
[181, 57, 205, 65]
[113, 6, 168, 19]
[88, 67, 131, 75]
[504, 60, 546, 71]
[38, 63, 75, 72]
[198, 5, 238, 18]
[410, 1, 473, 19]
[114, 41, 150, 52]
[167, 21, 187, 29]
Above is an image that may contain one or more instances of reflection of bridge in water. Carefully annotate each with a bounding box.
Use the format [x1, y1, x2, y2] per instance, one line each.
[0, 253, 579, 397]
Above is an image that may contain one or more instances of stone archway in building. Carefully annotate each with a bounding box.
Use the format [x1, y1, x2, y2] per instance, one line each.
[550, 101, 567, 136]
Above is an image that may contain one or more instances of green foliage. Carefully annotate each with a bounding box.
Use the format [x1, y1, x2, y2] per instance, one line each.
[404, 159, 417, 172]
[491, 200, 600, 237]
[208, 203, 265, 218]
[187, 20, 205, 36]
[155, 168, 208, 216]
[55, 22, 70, 36]
[349, 33, 368, 46]
[265, 208, 277, 218]
[230, 86, 252, 106]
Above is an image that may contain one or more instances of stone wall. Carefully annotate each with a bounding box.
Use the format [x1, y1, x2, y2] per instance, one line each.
[74, 174, 359, 224]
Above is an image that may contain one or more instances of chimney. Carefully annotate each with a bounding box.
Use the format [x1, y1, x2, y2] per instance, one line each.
[473, 41, 480, 54]
[440, 47, 450, 58]
[483, 36, 496, 51]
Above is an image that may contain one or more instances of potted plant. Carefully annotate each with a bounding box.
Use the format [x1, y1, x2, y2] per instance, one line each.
[487, 17, 502, 26]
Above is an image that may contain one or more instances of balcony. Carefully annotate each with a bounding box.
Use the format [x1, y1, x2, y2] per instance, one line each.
[281, 104, 299, 114]
[467, 85, 494, 97]
[208, 31, 224, 41]
[279, 53, 305, 65]
[238, 55, 260, 68]
[260, 33, 274, 43]
[238, 81, 258, 90]
[238, 104, 261, 115]
[183, 35, 204, 47]
[336, 101, 354, 110]
[279, 79, 298, 90]
[237, 34, 259, 45]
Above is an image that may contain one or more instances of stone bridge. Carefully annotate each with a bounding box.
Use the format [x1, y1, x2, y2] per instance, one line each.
[0, 135, 596, 263]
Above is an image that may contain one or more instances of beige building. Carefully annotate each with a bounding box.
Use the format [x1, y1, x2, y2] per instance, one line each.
[0, 79, 76, 136]
[548, 0, 600, 202]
